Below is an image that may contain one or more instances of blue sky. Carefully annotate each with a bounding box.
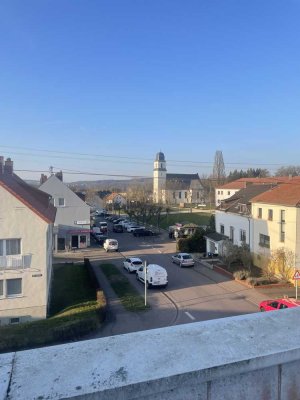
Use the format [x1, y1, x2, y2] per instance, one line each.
[1, 0, 300, 181]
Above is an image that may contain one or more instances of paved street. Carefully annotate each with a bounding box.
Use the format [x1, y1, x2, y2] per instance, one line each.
[55, 223, 296, 339]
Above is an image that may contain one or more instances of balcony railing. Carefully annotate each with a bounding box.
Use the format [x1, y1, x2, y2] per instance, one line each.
[0, 254, 32, 269]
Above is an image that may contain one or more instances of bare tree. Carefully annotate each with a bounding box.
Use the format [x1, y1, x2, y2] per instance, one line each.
[212, 150, 226, 185]
[275, 165, 300, 177]
[269, 247, 295, 282]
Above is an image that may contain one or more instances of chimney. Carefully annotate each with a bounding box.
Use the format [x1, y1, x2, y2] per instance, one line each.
[4, 158, 13, 175]
[55, 170, 63, 181]
[40, 174, 48, 185]
[0, 156, 4, 174]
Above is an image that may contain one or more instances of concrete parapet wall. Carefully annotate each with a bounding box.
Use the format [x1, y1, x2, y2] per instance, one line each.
[1, 309, 300, 399]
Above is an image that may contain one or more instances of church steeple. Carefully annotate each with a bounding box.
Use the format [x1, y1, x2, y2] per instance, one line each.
[153, 151, 166, 203]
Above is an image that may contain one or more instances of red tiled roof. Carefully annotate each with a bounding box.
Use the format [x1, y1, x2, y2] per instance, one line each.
[0, 173, 56, 223]
[250, 183, 300, 206]
[217, 177, 292, 190]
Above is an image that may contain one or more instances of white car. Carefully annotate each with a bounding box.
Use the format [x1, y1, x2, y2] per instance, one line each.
[127, 225, 145, 232]
[103, 239, 119, 252]
[123, 257, 143, 273]
[136, 264, 168, 288]
[171, 253, 195, 267]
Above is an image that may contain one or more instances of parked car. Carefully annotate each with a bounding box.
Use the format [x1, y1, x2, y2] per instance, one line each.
[123, 257, 143, 273]
[103, 239, 119, 252]
[171, 253, 195, 267]
[99, 221, 108, 233]
[133, 228, 154, 237]
[113, 224, 123, 233]
[136, 264, 168, 288]
[127, 225, 145, 232]
[94, 233, 107, 245]
[259, 298, 300, 312]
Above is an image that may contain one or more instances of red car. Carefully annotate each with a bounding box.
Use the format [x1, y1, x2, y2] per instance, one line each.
[259, 298, 300, 312]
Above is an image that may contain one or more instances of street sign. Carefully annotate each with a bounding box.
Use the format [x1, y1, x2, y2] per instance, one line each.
[294, 270, 300, 280]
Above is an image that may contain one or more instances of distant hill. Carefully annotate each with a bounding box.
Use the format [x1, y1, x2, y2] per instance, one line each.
[68, 178, 152, 191]
[25, 177, 152, 191]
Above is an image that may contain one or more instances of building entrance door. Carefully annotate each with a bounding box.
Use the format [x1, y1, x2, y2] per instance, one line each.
[71, 235, 79, 248]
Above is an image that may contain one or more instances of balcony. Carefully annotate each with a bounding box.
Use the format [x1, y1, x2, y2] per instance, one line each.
[0, 254, 31, 270]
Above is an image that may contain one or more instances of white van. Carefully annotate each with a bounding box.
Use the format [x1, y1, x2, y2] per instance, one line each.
[136, 264, 168, 288]
[103, 239, 119, 252]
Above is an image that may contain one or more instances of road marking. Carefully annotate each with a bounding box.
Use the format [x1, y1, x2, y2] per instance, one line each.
[185, 311, 196, 320]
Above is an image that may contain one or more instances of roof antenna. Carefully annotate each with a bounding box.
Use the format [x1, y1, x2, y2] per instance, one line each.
[49, 166, 54, 175]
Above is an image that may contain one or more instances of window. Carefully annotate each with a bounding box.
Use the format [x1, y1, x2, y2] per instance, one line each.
[280, 209, 286, 242]
[179, 192, 182, 199]
[0, 280, 3, 297]
[240, 229, 246, 242]
[220, 224, 224, 235]
[221, 191, 223, 195]
[173, 192, 176, 199]
[184, 192, 187, 199]
[6, 239, 21, 255]
[268, 209, 273, 221]
[218, 191, 220, 195]
[230, 226, 234, 242]
[259, 234, 270, 248]
[0, 239, 21, 256]
[6, 278, 22, 297]
[197, 192, 199, 199]
[10, 318, 20, 325]
[56, 197, 65, 207]
[228, 191, 230, 195]
[258, 208, 262, 218]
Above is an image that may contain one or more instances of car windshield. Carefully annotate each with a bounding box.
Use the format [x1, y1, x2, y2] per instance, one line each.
[132, 261, 142, 266]
[109, 241, 117, 245]
[182, 255, 192, 259]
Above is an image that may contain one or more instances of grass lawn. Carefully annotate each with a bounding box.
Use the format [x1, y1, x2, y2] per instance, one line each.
[100, 263, 149, 311]
[0, 263, 105, 354]
[154, 212, 212, 230]
[49, 263, 96, 316]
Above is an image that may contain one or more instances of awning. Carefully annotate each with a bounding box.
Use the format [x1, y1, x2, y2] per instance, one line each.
[68, 229, 92, 234]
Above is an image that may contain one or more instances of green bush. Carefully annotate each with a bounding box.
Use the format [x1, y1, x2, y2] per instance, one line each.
[0, 262, 107, 354]
[177, 228, 206, 253]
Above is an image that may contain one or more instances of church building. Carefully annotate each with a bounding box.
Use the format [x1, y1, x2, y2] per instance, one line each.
[153, 152, 204, 205]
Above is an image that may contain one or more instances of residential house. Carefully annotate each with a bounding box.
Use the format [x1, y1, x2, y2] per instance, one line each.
[153, 152, 204, 205]
[0, 157, 56, 325]
[104, 192, 127, 209]
[251, 183, 300, 271]
[215, 177, 289, 207]
[39, 173, 90, 251]
[206, 184, 274, 256]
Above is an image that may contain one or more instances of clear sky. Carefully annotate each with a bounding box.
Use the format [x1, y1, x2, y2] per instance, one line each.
[1, 0, 300, 182]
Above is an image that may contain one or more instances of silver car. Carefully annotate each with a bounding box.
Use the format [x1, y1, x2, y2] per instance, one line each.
[171, 253, 195, 267]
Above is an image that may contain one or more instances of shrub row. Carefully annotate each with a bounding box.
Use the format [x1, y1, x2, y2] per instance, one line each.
[0, 260, 107, 354]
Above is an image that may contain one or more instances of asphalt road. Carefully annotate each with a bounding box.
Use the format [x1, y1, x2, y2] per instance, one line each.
[88, 221, 273, 338]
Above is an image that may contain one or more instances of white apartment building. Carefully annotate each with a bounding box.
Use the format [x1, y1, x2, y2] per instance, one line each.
[0, 157, 56, 325]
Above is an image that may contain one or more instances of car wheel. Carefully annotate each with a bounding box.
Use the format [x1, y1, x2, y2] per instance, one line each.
[179, 262, 183, 268]
[171, 259, 175, 263]
[136, 273, 139, 281]
[260, 307, 265, 312]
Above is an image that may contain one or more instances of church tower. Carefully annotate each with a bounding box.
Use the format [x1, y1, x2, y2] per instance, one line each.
[153, 151, 166, 203]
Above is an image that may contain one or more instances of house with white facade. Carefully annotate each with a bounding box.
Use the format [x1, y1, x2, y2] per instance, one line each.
[206, 184, 274, 256]
[104, 192, 127, 209]
[250, 183, 300, 271]
[39, 173, 90, 251]
[0, 157, 56, 325]
[215, 177, 289, 207]
[153, 152, 204, 205]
